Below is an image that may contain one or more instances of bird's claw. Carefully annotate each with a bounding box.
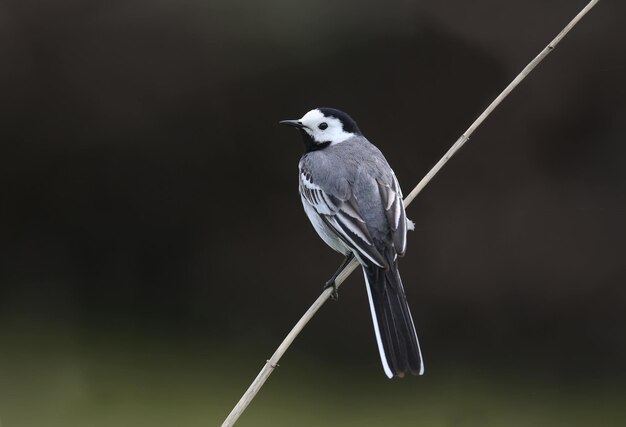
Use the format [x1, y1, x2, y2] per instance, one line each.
[324, 280, 339, 301]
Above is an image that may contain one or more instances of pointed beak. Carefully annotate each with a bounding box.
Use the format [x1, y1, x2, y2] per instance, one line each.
[279, 119, 305, 129]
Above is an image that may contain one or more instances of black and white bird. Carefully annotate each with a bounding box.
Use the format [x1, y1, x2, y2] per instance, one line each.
[280, 108, 424, 378]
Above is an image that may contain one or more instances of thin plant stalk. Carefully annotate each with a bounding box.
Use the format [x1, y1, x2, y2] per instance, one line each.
[221, 1, 600, 425]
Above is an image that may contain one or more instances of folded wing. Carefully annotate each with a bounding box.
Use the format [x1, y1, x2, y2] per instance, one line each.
[299, 169, 387, 269]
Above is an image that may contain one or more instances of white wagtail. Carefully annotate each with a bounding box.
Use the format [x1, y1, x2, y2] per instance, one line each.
[280, 108, 424, 378]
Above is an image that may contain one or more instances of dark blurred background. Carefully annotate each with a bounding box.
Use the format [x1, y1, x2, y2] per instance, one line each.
[1, 0, 625, 426]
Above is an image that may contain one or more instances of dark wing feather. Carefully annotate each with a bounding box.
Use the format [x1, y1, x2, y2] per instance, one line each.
[377, 173, 407, 256]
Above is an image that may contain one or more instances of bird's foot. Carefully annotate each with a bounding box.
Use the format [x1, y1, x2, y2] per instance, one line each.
[323, 279, 339, 301]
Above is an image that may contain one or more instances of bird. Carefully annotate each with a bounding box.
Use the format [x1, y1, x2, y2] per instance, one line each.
[279, 107, 424, 378]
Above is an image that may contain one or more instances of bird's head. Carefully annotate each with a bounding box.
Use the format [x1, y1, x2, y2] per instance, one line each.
[280, 108, 361, 152]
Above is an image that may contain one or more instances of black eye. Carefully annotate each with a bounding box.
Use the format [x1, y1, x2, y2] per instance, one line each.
[318, 122, 328, 130]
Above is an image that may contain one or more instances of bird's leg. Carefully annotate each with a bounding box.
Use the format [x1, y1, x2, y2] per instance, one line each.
[324, 253, 355, 301]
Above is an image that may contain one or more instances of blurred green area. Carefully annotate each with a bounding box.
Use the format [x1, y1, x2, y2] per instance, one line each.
[1, 316, 625, 427]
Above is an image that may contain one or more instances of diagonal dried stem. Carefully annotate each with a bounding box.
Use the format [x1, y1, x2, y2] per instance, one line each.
[221, 1, 601, 425]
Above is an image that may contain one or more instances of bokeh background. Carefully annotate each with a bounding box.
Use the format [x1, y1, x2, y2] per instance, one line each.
[1, 0, 625, 426]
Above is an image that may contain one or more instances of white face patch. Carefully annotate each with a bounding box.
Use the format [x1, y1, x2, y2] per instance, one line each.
[299, 109, 354, 145]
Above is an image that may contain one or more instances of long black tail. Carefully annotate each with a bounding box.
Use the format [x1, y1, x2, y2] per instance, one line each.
[362, 259, 424, 378]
